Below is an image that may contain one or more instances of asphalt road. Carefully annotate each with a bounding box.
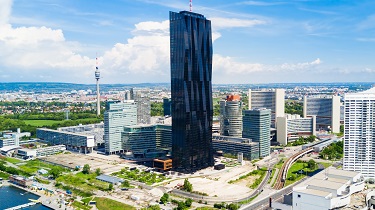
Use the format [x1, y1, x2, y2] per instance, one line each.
[240, 178, 307, 210]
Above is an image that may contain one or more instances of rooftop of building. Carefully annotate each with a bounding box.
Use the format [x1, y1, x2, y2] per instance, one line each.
[297, 188, 331, 197]
[294, 167, 362, 197]
[37, 128, 95, 138]
[96, 174, 123, 184]
[0, 145, 22, 152]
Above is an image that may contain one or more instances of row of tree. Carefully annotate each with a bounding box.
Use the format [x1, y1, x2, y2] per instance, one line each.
[320, 141, 343, 160]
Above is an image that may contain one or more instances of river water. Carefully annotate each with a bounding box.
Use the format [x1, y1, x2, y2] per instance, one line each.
[0, 185, 51, 209]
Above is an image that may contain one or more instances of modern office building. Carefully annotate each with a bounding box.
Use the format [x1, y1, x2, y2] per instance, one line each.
[292, 167, 364, 210]
[18, 145, 66, 158]
[212, 135, 259, 160]
[170, 10, 214, 170]
[220, 94, 243, 138]
[343, 88, 375, 179]
[303, 95, 340, 133]
[276, 114, 316, 145]
[36, 128, 95, 153]
[122, 124, 172, 153]
[248, 89, 285, 127]
[0, 137, 18, 148]
[133, 88, 151, 124]
[163, 98, 172, 116]
[243, 108, 271, 158]
[59, 123, 104, 145]
[104, 100, 137, 154]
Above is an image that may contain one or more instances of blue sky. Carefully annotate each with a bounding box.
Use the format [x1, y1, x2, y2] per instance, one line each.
[1, 0, 375, 84]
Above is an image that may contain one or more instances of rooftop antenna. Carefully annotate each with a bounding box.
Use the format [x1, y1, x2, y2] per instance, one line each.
[189, 0, 192, 12]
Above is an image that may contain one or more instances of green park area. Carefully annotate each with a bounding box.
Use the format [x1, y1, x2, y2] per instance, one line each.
[112, 167, 167, 185]
[55, 172, 110, 197]
[285, 160, 319, 186]
[18, 159, 68, 175]
[94, 197, 136, 210]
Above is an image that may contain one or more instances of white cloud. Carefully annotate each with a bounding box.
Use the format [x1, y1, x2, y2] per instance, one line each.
[0, 0, 12, 25]
[239, 1, 286, 6]
[213, 55, 321, 74]
[210, 17, 266, 29]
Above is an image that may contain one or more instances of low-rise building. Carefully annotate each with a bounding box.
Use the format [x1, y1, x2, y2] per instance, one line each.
[292, 167, 364, 210]
[36, 128, 94, 153]
[58, 123, 104, 145]
[212, 135, 259, 160]
[18, 145, 66, 158]
[276, 114, 316, 145]
[9, 175, 32, 188]
[153, 158, 172, 171]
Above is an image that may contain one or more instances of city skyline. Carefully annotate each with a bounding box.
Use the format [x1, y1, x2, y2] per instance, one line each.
[2, 0, 375, 84]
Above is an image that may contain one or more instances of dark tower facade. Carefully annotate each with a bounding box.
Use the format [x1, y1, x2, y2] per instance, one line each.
[170, 11, 214, 170]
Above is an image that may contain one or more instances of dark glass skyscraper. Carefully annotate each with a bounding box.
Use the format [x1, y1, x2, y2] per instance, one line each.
[170, 11, 214, 170]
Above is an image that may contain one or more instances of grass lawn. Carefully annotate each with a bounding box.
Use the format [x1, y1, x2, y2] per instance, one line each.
[56, 172, 109, 195]
[23, 120, 63, 127]
[285, 162, 319, 186]
[320, 162, 332, 168]
[112, 167, 167, 185]
[72, 201, 92, 210]
[5, 157, 22, 164]
[19, 159, 67, 174]
[94, 197, 135, 210]
[0, 171, 10, 179]
[275, 158, 285, 169]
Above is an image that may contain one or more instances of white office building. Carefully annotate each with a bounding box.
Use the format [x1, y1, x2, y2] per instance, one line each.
[276, 114, 316, 145]
[248, 89, 285, 127]
[303, 95, 340, 133]
[343, 87, 375, 179]
[292, 167, 364, 210]
[104, 100, 137, 154]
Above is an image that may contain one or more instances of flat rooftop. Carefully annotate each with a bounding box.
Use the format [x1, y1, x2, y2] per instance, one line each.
[297, 188, 331, 197]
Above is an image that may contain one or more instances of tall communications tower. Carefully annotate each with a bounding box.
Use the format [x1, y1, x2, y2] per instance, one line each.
[95, 56, 101, 116]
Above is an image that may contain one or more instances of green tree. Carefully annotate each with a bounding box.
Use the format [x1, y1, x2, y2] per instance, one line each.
[183, 178, 193, 192]
[185, 198, 193, 207]
[160, 193, 169, 204]
[108, 183, 113, 191]
[307, 159, 317, 170]
[82, 164, 90, 174]
[121, 180, 130, 188]
[49, 167, 62, 179]
[227, 203, 239, 210]
[95, 168, 101, 176]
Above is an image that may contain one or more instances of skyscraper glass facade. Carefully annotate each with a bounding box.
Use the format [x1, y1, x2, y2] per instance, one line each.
[243, 109, 271, 158]
[170, 11, 214, 170]
[104, 101, 137, 154]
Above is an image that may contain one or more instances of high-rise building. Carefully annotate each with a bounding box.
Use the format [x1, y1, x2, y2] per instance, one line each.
[248, 89, 285, 127]
[220, 94, 243, 137]
[104, 100, 137, 154]
[303, 95, 340, 133]
[163, 98, 172, 116]
[243, 109, 271, 158]
[133, 89, 151, 124]
[276, 114, 316, 145]
[170, 10, 214, 170]
[343, 88, 375, 179]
